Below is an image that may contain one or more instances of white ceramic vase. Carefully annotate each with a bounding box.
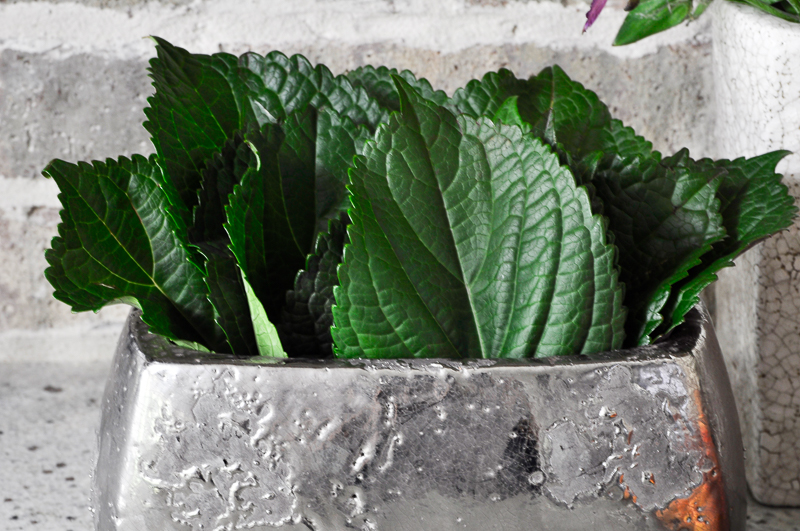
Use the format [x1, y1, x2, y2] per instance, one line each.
[713, 0, 800, 506]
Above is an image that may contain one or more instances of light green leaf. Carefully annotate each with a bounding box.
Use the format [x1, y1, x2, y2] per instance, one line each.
[172, 339, 212, 353]
[242, 272, 286, 358]
[613, 0, 692, 46]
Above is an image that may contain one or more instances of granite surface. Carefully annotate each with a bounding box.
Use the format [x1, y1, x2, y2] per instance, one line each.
[1, 337, 799, 530]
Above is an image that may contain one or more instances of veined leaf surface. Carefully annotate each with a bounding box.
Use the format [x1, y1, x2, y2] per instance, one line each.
[451, 66, 654, 182]
[346, 65, 449, 111]
[201, 242, 259, 356]
[281, 213, 348, 358]
[43, 154, 223, 348]
[223, 125, 305, 324]
[593, 150, 726, 344]
[660, 151, 797, 334]
[333, 80, 625, 359]
[145, 39, 387, 225]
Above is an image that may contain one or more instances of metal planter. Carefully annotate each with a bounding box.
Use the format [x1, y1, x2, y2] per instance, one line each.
[94, 305, 745, 530]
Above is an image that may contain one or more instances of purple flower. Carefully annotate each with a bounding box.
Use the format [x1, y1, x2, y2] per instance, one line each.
[583, 0, 609, 32]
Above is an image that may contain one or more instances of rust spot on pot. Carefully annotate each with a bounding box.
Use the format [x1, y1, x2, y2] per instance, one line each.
[655, 391, 727, 531]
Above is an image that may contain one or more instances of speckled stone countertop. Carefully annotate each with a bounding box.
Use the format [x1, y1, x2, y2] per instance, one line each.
[2, 341, 799, 530]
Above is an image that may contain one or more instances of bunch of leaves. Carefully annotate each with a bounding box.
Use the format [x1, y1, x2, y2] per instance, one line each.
[44, 38, 796, 360]
[45, 38, 388, 358]
[584, 0, 799, 46]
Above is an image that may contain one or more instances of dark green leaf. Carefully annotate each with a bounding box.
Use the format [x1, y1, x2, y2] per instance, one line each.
[145, 39, 389, 227]
[452, 66, 654, 183]
[451, 69, 532, 119]
[731, 0, 800, 21]
[314, 108, 371, 233]
[43, 154, 223, 347]
[660, 151, 797, 334]
[210, 109, 365, 326]
[613, 0, 692, 46]
[201, 242, 258, 356]
[346, 65, 448, 112]
[224, 125, 305, 322]
[281, 213, 348, 358]
[333, 80, 625, 359]
[239, 52, 389, 130]
[593, 149, 726, 344]
[191, 130, 247, 243]
[45, 216, 112, 313]
[144, 38, 246, 223]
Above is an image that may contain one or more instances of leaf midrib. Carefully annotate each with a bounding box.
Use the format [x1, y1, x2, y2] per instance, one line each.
[60, 168, 193, 321]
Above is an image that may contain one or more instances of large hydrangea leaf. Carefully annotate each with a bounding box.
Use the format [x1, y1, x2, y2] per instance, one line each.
[43, 155, 224, 349]
[346, 65, 449, 112]
[451, 66, 654, 183]
[332, 79, 625, 359]
[145, 39, 387, 226]
[593, 150, 726, 345]
[660, 151, 798, 335]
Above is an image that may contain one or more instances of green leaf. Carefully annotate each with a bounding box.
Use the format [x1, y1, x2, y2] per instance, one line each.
[239, 52, 389, 130]
[206, 108, 364, 326]
[242, 273, 286, 358]
[202, 243, 259, 356]
[172, 339, 212, 352]
[281, 213, 348, 358]
[660, 151, 797, 334]
[43, 154, 223, 347]
[191, 130, 247, 243]
[145, 38, 246, 223]
[592, 149, 726, 345]
[346, 65, 449, 112]
[492, 96, 530, 132]
[332, 80, 625, 359]
[613, 0, 692, 46]
[224, 125, 306, 322]
[145, 39, 389, 226]
[692, 0, 713, 17]
[451, 66, 654, 182]
[315, 108, 372, 233]
[45, 219, 115, 313]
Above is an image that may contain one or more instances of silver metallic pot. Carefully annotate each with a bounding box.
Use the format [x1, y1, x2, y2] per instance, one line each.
[94, 305, 745, 530]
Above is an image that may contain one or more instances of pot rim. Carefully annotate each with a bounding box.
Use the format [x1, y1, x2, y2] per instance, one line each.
[127, 305, 707, 369]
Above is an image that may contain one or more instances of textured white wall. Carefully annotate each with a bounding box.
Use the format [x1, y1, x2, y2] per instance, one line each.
[713, 0, 800, 506]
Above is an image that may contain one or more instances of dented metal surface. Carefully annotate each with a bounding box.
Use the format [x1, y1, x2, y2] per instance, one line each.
[94, 306, 745, 530]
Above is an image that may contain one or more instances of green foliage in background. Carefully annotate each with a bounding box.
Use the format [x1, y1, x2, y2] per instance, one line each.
[610, 0, 799, 46]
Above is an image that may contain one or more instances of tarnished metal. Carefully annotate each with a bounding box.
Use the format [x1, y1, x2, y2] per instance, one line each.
[94, 305, 745, 530]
